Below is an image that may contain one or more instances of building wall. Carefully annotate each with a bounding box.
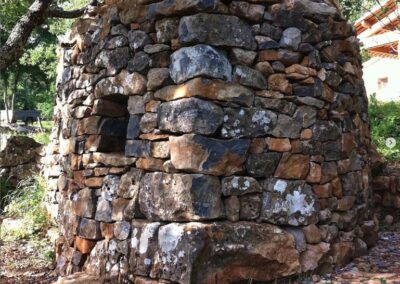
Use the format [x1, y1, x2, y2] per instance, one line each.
[363, 57, 400, 101]
[46, 0, 378, 282]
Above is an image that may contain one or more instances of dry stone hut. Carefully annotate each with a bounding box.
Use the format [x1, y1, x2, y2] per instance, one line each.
[45, 0, 380, 282]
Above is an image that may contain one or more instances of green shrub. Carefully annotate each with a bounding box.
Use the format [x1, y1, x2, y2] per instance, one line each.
[368, 95, 400, 161]
[0, 176, 52, 241]
[0, 177, 14, 213]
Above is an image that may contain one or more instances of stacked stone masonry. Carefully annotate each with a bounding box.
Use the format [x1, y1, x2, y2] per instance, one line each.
[373, 164, 400, 210]
[45, 0, 380, 282]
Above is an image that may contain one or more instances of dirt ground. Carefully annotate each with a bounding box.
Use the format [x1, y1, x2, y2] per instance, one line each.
[0, 239, 57, 284]
[328, 231, 400, 284]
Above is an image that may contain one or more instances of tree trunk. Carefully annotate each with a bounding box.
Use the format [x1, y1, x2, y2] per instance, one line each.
[11, 71, 21, 118]
[0, 0, 91, 70]
[0, 0, 51, 70]
[2, 75, 10, 124]
[3, 93, 10, 125]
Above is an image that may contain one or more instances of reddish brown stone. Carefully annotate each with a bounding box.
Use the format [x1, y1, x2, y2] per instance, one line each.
[75, 116, 101, 136]
[154, 77, 254, 107]
[268, 74, 292, 95]
[134, 277, 160, 284]
[372, 176, 391, 191]
[331, 177, 343, 198]
[313, 183, 332, 198]
[92, 152, 137, 167]
[266, 137, 291, 152]
[111, 198, 132, 221]
[307, 162, 321, 184]
[94, 167, 109, 176]
[145, 100, 161, 112]
[100, 223, 114, 240]
[170, 134, 250, 176]
[300, 129, 312, 140]
[109, 167, 127, 174]
[341, 133, 356, 157]
[285, 64, 317, 77]
[85, 177, 103, 188]
[58, 173, 70, 191]
[258, 50, 302, 66]
[274, 153, 310, 179]
[302, 224, 321, 244]
[332, 242, 355, 266]
[321, 84, 334, 102]
[136, 158, 165, 171]
[249, 138, 266, 154]
[336, 196, 355, 211]
[75, 236, 96, 254]
[300, 243, 330, 272]
[139, 133, 170, 141]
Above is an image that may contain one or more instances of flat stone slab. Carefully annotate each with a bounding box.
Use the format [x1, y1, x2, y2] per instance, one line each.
[158, 97, 223, 135]
[170, 134, 250, 176]
[179, 13, 256, 49]
[116, 221, 301, 283]
[222, 107, 278, 138]
[139, 172, 223, 221]
[154, 77, 254, 107]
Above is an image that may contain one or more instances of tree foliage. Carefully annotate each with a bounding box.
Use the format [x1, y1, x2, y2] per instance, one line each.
[0, 0, 89, 119]
[0, 0, 393, 121]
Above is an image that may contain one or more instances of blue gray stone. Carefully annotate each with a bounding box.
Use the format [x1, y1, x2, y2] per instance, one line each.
[139, 172, 223, 221]
[221, 107, 277, 138]
[179, 13, 256, 49]
[158, 98, 223, 135]
[169, 44, 232, 83]
[261, 179, 319, 226]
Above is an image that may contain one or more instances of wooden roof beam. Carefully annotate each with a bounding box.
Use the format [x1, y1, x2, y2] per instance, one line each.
[358, 8, 400, 40]
[361, 31, 400, 49]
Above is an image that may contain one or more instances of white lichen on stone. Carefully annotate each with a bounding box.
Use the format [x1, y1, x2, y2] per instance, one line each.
[274, 180, 287, 193]
[131, 228, 139, 249]
[144, 258, 152, 266]
[158, 224, 185, 254]
[287, 188, 316, 218]
[139, 222, 161, 254]
[231, 177, 239, 188]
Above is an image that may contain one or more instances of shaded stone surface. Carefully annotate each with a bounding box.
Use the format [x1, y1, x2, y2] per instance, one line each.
[233, 65, 267, 89]
[139, 172, 223, 221]
[179, 13, 256, 49]
[158, 98, 223, 135]
[246, 152, 281, 178]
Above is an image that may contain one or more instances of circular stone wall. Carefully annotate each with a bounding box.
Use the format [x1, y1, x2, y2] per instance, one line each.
[46, 0, 379, 282]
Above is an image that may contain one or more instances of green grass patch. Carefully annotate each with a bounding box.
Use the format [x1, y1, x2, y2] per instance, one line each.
[0, 176, 52, 241]
[32, 120, 53, 132]
[30, 131, 50, 145]
[369, 96, 400, 162]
